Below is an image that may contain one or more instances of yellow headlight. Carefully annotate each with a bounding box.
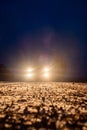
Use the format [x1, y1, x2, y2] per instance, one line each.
[27, 68, 33, 72]
[43, 67, 50, 72]
[26, 73, 34, 78]
[43, 73, 50, 78]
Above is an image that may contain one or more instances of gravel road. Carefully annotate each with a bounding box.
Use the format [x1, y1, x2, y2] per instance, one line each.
[0, 82, 87, 130]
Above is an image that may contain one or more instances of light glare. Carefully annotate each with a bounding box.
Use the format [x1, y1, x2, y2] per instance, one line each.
[44, 67, 50, 72]
[26, 73, 33, 78]
[27, 68, 33, 72]
[44, 73, 50, 78]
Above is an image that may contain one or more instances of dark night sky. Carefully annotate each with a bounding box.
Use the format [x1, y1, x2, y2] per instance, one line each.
[0, 0, 87, 80]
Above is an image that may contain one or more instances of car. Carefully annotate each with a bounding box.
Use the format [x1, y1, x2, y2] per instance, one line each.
[25, 66, 52, 81]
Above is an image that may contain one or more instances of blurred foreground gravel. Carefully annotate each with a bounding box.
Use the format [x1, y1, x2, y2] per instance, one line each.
[0, 82, 87, 130]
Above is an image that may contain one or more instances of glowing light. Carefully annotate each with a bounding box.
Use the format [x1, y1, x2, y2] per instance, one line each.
[43, 73, 50, 78]
[26, 73, 34, 78]
[43, 67, 50, 72]
[27, 68, 33, 72]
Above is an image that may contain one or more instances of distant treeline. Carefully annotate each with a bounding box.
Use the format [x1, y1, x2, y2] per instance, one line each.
[0, 64, 14, 81]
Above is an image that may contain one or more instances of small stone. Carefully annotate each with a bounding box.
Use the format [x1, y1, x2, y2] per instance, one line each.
[5, 123, 12, 128]
[82, 126, 87, 130]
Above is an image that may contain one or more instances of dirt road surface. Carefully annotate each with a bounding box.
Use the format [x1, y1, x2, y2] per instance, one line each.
[0, 82, 87, 130]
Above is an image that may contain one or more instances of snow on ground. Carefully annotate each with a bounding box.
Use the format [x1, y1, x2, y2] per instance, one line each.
[0, 82, 87, 130]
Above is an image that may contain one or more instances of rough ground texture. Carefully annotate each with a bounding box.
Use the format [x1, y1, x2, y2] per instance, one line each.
[0, 82, 87, 130]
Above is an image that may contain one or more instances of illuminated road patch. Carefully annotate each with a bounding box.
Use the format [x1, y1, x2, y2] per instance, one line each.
[0, 82, 87, 130]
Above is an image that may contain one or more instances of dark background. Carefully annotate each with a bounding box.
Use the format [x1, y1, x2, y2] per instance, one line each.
[0, 0, 87, 81]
